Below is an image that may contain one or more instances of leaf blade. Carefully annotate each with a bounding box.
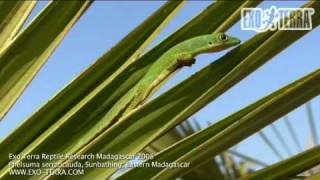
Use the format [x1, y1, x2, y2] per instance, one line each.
[36, 1, 251, 179]
[61, 1, 320, 179]
[0, 1, 92, 120]
[118, 67, 295, 179]
[0, 1, 36, 50]
[0, 0, 185, 170]
[241, 146, 320, 180]
[153, 69, 320, 179]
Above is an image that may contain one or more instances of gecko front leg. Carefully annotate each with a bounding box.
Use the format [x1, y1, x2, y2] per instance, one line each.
[176, 53, 196, 67]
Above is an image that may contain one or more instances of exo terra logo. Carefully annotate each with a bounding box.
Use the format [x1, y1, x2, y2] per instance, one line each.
[241, 6, 315, 32]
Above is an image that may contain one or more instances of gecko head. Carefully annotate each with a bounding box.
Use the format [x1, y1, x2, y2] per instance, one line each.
[196, 33, 241, 53]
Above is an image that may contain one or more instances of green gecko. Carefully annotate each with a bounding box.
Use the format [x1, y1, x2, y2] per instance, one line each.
[104, 33, 240, 123]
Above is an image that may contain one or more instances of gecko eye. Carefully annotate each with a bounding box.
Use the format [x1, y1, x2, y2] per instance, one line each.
[219, 34, 228, 41]
[208, 41, 213, 45]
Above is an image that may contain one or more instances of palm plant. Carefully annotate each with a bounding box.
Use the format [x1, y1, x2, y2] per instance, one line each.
[0, 1, 319, 180]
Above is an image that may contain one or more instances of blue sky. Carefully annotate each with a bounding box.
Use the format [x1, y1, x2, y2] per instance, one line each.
[0, 1, 319, 168]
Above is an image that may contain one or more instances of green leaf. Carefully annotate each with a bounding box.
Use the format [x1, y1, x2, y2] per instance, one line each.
[145, 119, 227, 179]
[306, 172, 320, 180]
[241, 146, 320, 180]
[0, 0, 184, 170]
[228, 150, 268, 167]
[182, 160, 225, 180]
[0, 1, 92, 120]
[145, 121, 226, 180]
[0, 1, 36, 50]
[76, 0, 252, 133]
[55, 1, 320, 179]
[153, 68, 320, 179]
[0, 2, 250, 179]
[8, 1, 253, 179]
[146, 130, 182, 152]
[118, 69, 290, 179]
[214, 0, 261, 33]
